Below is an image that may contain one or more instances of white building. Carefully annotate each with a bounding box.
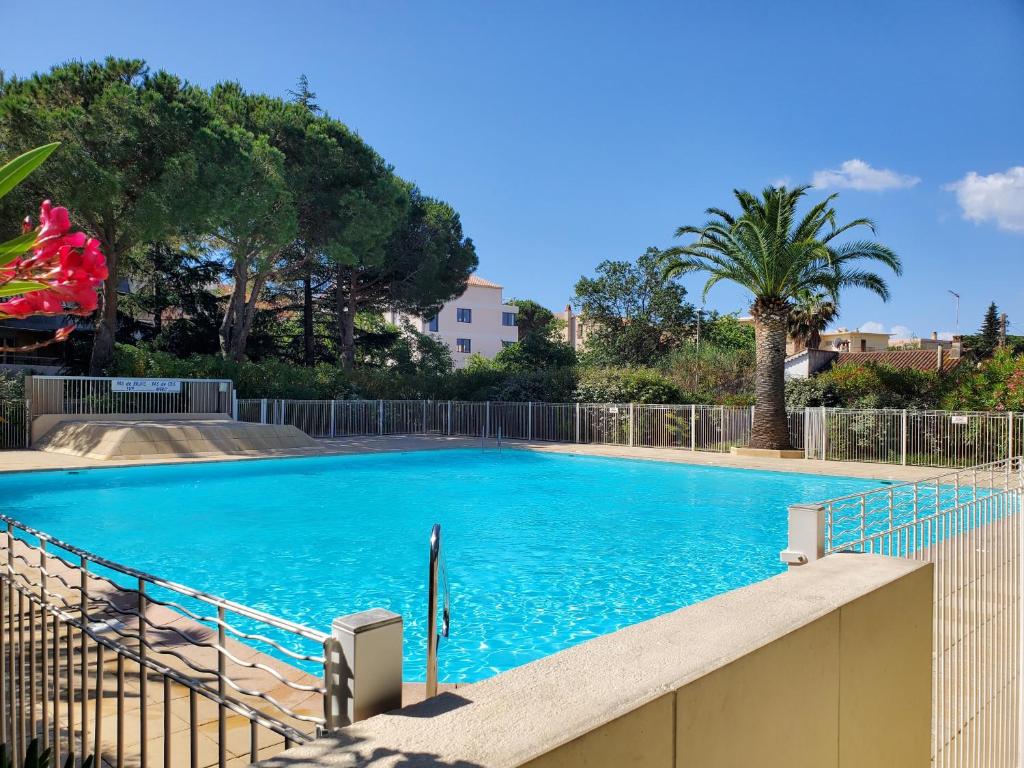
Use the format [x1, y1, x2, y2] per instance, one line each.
[385, 275, 519, 368]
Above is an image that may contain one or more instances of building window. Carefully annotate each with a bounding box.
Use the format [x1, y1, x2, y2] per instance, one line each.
[502, 340, 516, 348]
[502, 311, 517, 327]
[457, 308, 472, 323]
[426, 315, 439, 332]
[456, 338, 472, 353]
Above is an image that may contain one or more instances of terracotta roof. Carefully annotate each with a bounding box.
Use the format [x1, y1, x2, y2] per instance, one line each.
[466, 275, 502, 289]
[833, 350, 964, 373]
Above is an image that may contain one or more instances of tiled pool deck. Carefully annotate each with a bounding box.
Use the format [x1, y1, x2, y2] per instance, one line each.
[0, 434, 938, 483]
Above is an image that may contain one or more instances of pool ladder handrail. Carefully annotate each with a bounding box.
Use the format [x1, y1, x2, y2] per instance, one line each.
[426, 523, 449, 698]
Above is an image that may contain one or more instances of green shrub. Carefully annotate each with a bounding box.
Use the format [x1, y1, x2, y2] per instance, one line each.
[574, 368, 682, 404]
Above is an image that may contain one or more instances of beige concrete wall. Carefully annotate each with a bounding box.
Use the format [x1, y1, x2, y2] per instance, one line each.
[261, 555, 933, 768]
[387, 283, 519, 367]
[31, 412, 229, 444]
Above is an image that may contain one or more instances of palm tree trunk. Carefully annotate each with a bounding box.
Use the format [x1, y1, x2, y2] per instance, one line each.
[751, 308, 792, 450]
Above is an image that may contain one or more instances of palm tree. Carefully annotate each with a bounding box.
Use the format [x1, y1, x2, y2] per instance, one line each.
[661, 186, 901, 450]
[788, 291, 838, 351]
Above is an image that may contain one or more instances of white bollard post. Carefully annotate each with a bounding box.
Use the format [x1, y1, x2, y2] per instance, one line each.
[780, 504, 825, 568]
[325, 609, 403, 728]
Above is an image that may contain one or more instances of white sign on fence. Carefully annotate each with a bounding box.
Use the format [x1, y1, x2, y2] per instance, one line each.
[950, 415, 970, 425]
[111, 378, 182, 394]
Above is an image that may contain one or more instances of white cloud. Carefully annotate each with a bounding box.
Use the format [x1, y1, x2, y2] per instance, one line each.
[771, 176, 792, 188]
[943, 166, 1024, 233]
[812, 159, 921, 191]
[857, 322, 920, 338]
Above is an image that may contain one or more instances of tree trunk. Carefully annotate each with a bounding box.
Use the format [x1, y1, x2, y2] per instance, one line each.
[88, 252, 119, 375]
[219, 262, 245, 359]
[807, 328, 820, 350]
[234, 272, 268, 363]
[336, 264, 357, 371]
[302, 269, 314, 366]
[750, 306, 792, 450]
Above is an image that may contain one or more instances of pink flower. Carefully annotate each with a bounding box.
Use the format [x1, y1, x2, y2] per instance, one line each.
[0, 200, 107, 321]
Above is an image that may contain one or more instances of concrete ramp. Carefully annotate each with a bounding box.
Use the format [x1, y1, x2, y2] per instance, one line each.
[35, 419, 317, 460]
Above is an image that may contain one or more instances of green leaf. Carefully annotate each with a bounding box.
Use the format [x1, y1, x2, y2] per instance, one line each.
[0, 231, 38, 266]
[0, 280, 48, 298]
[0, 143, 60, 200]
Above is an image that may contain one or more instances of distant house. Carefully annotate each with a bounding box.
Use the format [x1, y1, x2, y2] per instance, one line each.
[385, 275, 519, 368]
[557, 304, 589, 352]
[785, 344, 966, 380]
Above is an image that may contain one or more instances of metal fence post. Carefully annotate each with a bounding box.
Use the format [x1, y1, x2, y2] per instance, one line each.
[485, 401, 491, 439]
[378, 400, 384, 435]
[779, 504, 825, 567]
[447, 401, 452, 435]
[326, 609, 403, 728]
[527, 401, 533, 442]
[422, 400, 428, 433]
[820, 406, 827, 461]
[575, 402, 581, 443]
[231, 391, 238, 420]
[1009, 412, 1015, 462]
[629, 403, 635, 447]
[803, 406, 811, 459]
[260, 398, 267, 424]
[901, 409, 908, 466]
[330, 400, 336, 439]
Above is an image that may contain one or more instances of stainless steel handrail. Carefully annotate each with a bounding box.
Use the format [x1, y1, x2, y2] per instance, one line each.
[425, 523, 449, 698]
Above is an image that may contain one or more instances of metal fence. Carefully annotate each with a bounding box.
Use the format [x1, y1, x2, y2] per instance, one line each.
[0, 400, 28, 450]
[0, 513, 349, 768]
[804, 407, 1023, 468]
[237, 399, 768, 453]
[27, 376, 234, 418]
[786, 457, 1024, 767]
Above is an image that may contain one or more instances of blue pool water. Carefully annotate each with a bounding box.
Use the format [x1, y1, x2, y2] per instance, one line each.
[0, 449, 882, 682]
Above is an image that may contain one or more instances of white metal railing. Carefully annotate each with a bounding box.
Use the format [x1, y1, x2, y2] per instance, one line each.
[783, 457, 1024, 767]
[237, 399, 770, 453]
[0, 511, 383, 768]
[26, 375, 234, 418]
[0, 400, 28, 449]
[804, 407, 1022, 467]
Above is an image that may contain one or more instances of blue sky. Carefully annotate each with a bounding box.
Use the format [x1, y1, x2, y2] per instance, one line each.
[5, 0, 1023, 338]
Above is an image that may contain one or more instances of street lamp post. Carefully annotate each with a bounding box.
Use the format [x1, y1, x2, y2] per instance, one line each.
[948, 290, 960, 336]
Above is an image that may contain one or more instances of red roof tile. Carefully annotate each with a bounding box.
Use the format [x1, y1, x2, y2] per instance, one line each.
[833, 350, 964, 373]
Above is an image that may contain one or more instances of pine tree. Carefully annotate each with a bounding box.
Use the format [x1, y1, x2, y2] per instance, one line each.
[978, 302, 1000, 358]
[287, 74, 321, 114]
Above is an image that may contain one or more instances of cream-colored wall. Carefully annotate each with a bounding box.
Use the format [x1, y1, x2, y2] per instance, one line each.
[261, 555, 933, 768]
[387, 284, 519, 367]
[31, 412, 229, 444]
[821, 330, 890, 352]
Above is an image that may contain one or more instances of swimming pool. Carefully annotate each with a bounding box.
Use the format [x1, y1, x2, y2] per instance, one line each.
[0, 449, 882, 682]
